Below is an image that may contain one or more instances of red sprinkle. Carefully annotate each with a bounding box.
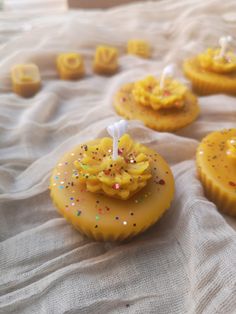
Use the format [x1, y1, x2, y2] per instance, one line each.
[112, 183, 120, 190]
[103, 169, 110, 175]
[164, 90, 171, 97]
[158, 179, 165, 185]
[118, 148, 123, 155]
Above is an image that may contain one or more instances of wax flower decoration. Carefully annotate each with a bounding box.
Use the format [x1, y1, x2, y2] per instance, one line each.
[198, 36, 236, 73]
[73, 121, 152, 200]
[132, 66, 187, 110]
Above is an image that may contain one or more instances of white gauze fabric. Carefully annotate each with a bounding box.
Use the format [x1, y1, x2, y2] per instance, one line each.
[0, 1, 236, 313]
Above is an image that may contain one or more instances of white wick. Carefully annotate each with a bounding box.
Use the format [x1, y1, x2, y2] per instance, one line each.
[218, 36, 232, 58]
[160, 64, 175, 90]
[107, 120, 128, 160]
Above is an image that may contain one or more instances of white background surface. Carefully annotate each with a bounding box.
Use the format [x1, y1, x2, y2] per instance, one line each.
[0, 1, 236, 313]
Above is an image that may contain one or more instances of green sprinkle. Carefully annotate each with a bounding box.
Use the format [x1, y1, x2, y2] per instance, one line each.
[81, 164, 89, 170]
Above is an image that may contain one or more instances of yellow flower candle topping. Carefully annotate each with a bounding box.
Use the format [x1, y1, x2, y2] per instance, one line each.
[226, 137, 236, 159]
[198, 36, 236, 74]
[198, 49, 236, 73]
[132, 75, 186, 110]
[73, 134, 152, 200]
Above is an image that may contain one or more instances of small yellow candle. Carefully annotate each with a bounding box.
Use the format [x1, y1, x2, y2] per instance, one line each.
[11, 64, 41, 97]
[57, 52, 85, 80]
[127, 39, 151, 58]
[93, 45, 119, 75]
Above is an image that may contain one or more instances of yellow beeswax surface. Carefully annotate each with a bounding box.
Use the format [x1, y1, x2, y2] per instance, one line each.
[50, 137, 175, 241]
[196, 129, 236, 216]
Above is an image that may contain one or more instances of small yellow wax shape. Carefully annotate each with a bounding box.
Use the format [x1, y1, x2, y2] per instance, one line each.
[56, 52, 85, 80]
[93, 45, 119, 75]
[127, 39, 151, 58]
[11, 64, 41, 98]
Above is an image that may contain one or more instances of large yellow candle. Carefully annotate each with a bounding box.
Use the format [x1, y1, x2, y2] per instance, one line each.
[196, 129, 236, 216]
[50, 121, 174, 241]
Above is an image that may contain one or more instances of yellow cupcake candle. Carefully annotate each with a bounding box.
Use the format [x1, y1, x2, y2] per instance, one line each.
[183, 36, 236, 95]
[113, 64, 200, 132]
[196, 129, 236, 216]
[50, 120, 175, 241]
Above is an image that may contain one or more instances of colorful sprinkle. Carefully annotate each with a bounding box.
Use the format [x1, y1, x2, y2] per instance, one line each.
[118, 148, 123, 155]
[164, 90, 171, 97]
[76, 210, 82, 216]
[112, 183, 120, 190]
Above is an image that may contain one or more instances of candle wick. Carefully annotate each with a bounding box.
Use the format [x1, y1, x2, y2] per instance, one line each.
[218, 36, 232, 59]
[112, 137, 118, 160]
[107, 120, 128, 161]
[160, 64, 175, 90]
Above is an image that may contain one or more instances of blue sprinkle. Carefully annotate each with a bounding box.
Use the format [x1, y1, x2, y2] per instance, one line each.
[59, 185, 64, 189]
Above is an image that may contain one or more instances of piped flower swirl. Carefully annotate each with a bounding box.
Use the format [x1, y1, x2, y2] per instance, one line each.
[198, 48, 236, 74]
[132, 75, 186, 110]
[227, 137, 236, 159]
[73, 134, 152, 200]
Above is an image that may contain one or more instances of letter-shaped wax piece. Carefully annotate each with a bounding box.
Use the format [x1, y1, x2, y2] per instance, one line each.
[56, 53, 85, 80]
[127, 39, 151, 58]
[11, 64, 41, 98]
[93, 45, 119, 75]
